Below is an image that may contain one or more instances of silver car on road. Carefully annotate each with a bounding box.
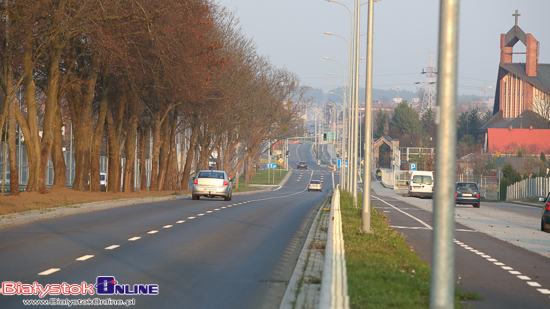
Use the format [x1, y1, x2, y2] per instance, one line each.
[192, 170, 233, 201]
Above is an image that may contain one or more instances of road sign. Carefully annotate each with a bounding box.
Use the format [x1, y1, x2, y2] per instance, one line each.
[410, 163, 417, 171]
[278, 158, 284, 164]
[317, 160, 321, 165]
[337, 159, 342, 167]
[267, 163, 277, 169]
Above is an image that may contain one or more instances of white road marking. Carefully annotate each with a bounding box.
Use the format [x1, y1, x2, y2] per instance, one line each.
[527, 282, 541, 287]
[481, 255, 491, 258]
[163, 225, 173, 228]
[39, 268, 60, 276]
[372, 196, 433, 229]
[537, 289, 550, 294]
[206, 211, 213, 213]
[188, 217, 196, 219]
[494, 262, 505, 266]
[76, 255, 94, 261]
[177, 220, 185, 223]
[198, 214, 204, 216]
[147, 230, 158, 234]
[501, 266, 513, 270]
[221, 207, 226, 209]
[214, 209, 220, 211]
[105, 245, 120, 250]
[518, 275, 531, 280]
[509, 271, 521, 275]
[487, 258, 497, 262]
[128, 237, 141, 241]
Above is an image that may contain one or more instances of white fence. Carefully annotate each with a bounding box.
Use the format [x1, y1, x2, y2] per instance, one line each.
[506, 177, 550, 201]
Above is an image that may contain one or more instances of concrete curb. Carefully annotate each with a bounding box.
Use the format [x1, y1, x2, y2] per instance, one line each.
[510, 201, 543, 208]
[279, 192, 330, 309]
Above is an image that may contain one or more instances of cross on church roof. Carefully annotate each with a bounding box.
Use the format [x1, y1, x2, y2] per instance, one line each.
[513, 10, 521, 28]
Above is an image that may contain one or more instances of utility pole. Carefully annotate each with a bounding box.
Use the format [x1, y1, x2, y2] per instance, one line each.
[430, 0, 459, 308]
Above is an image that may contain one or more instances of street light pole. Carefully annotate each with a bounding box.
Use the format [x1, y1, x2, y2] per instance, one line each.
[362, 0, 376, 232]
[430, 0, 459, 308]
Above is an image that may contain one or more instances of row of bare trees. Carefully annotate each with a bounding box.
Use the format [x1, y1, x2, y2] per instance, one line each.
[0, 0, 305, 196]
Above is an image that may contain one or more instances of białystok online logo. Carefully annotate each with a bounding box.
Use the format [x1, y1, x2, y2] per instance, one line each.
[2, 276, 159, 297]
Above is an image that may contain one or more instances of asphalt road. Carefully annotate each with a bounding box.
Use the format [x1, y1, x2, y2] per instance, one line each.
[369, 181, 550, 309]
[0, 143, 336, 309]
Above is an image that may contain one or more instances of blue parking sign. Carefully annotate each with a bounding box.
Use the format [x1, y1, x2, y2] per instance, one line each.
[337, 159, 342, 167]
[410, 163, 417, 170]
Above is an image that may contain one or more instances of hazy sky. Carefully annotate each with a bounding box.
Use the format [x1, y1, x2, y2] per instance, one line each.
[216, 0, 550, 97]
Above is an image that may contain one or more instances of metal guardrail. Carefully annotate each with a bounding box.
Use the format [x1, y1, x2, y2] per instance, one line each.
[319, 186, 349, 309]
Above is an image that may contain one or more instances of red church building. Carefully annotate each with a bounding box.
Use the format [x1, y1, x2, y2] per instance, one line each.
[480, 11, 550, 155]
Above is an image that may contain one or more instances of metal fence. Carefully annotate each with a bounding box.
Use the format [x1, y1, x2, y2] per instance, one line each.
[0, 144, 179, 192]
[506, 177, 550, 201]
[380, 168, 500, 200]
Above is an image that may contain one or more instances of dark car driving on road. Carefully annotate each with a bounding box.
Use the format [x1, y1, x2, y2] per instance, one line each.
[297, 161, 307, 169]
[455, 182, 480, 208]
[539, 193, 550, 232]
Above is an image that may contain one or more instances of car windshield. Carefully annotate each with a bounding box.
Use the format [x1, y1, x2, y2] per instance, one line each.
[100, 174, 106, 181]
[412, 175, 432, 185]
[299, 162, 306, 164]
[198, 172, 225, 179]
[310, 180, 320, 184]
[456, 183, 478, 191]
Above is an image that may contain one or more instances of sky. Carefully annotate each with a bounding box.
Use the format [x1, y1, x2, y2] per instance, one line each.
[215, 0, 550, 97]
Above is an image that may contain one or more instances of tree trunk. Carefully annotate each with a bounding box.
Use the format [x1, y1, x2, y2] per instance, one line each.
[105, 95, 126, 193]
[180, 124, 198, 191]
[123, 114, 137, 192]
[51, 103, 66, 188]
[89, 84, 109, 192]
[157, 118, 170, 190]
[139, 127, 148, 191]
[8, 102, 19, 195]
[149, 117, 161, 190]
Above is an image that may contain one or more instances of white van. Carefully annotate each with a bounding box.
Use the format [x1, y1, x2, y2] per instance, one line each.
[408, 171, 434, 198]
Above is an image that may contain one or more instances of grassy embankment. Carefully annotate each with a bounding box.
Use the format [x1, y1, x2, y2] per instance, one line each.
[340, 191, 481, 308]
[232, 165, 289, 192]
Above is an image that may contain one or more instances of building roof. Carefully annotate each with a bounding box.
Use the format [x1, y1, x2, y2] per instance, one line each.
[479, 110, 550, 132]
[500, 63, 550, 94]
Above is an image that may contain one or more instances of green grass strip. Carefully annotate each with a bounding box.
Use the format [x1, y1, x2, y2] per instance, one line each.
[340, 191, 480, 308]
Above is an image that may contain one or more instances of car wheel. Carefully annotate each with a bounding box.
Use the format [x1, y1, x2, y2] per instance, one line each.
[224, 194, 231, 201]
[308, 189, 310, 192]
[192, 194, 198, 200]
[320, 189, 323, 192]
[473, 203, 480, 208]
[543, 218, 550, 233]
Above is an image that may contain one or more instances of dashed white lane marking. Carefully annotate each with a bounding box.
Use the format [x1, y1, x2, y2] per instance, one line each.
[501, 266, 513, 270]
[39, 268, 60, 276]
[188, 217, 195, 219]
[105, 245, 119, 250]
[494, 262, 505, 266]
[487, 258, 497, 262]
[221, 207, 226, 209]
[206, 211, 213, 213]
[76, 255, 94, 261]
[509, 271, 521, 275]
[128, 237, 141, 241]
[198, 214, 204, 216]
[538, 289, 550, 294]
[148, 230, 158, 234]
[518, 276, 531, 280]
[177, 220, 185, 223]
[163, 225, 172, 228]
[527, 282, 542, 287]
[214, 209, 220, 211]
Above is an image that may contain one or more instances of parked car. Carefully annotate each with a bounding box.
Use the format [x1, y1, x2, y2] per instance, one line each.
[308, 180, 322, 192]
[539, 193, 550, 232]
[100, 172, 107, 191]
[455, 182, 481, 208]
[407, 171, 434, 198]
[297, 161, 308, 169]
[192, 170, 233, 201]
